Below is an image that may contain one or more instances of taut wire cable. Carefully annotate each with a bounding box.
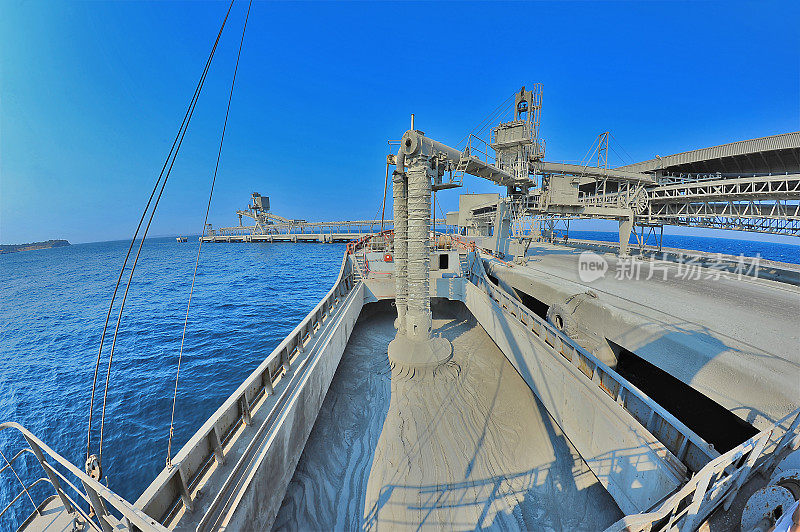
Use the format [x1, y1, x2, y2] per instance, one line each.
[88, 0, 237, 467]
[167, 0, 252, 466]
[455, 91, 515, 149]
[85, 1, 235, 463]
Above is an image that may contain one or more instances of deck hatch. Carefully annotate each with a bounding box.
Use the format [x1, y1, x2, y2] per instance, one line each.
[611, 341, 759, 455]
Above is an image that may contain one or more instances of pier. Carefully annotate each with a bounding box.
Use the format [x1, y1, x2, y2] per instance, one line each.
[200, 192, 447, 243]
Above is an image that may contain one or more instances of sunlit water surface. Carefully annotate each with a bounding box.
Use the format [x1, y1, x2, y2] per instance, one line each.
[0, 238, 343, 525]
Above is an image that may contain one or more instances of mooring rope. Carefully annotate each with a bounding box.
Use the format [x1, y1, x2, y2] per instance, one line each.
[86, 0, 236, 466]
[167, 0, 252, 467]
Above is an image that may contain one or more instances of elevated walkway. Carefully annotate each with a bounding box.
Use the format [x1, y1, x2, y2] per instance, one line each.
[200, 218, 448, 243]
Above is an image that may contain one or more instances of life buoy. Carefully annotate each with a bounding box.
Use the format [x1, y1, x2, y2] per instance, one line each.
[384, 253, 393, 262]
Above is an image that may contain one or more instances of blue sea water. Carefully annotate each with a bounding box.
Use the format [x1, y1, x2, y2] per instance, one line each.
[0, 238, 344, 526]
[0, 232, 798, 526]
[569, 230, 800, 265]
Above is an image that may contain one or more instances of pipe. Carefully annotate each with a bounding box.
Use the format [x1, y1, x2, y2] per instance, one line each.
[400, 130, 462, 163]
[387, 140, 451, 368]
[405, 162, 432, 340]
[533, 161, 655, 185]
[392, 149, 408, 334]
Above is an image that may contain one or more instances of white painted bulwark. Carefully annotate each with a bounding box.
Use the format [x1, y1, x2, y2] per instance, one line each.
[223, 282, 364, 530]
[134, 256, 364, 530]
[464, 282, 683, 514]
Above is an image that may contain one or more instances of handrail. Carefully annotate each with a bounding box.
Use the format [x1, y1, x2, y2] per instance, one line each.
[346, 229, 394, 255]
[468, 252, 717, 474]
[0, 421, 168, 531]
[0, 448, 35, 476]
[464, 134, 496, 165]
[135, 251, 358, 525]
[606, 408, 800, 531]
[448, 234, 477, 252]
[0, 478, 49, 520]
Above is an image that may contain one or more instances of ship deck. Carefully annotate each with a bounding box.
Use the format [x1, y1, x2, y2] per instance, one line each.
[272, 299, 622, 530]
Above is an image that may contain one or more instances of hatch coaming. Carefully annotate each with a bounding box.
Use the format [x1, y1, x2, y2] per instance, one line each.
[337, 246, 719, 515]
[482, 243, 800, 433]
[274, 298, 625, 530]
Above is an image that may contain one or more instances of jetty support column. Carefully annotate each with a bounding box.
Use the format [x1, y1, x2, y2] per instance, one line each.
[619, 215, 633, 257]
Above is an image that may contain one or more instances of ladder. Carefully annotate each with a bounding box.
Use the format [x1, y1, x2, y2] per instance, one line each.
[352, 253, 369, 279]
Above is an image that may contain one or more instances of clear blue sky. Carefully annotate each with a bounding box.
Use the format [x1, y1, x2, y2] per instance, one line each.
[2, 1, 798, 244]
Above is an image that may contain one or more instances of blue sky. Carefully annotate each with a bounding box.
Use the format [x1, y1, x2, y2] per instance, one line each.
[1, 1, 798, 244]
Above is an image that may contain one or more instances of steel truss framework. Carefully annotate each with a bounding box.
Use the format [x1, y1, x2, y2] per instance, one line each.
[445, 88, 800, 241]
[209, 218, 449, 237]
[648, 174, 800, 201]
[653, 215, 800, 236]
[638, 174, 800, 236]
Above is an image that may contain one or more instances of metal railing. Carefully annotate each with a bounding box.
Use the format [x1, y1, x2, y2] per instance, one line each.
[346, 229, 393, 255]
[0, 422, 168, 531]
[466, 253, 717, 474]
[467, 251, 800, 531]
[657, 171, 798, 186]
[135, 252, 358, 526]
[462, 134, 496, 166]
[607, 408, 800, 531]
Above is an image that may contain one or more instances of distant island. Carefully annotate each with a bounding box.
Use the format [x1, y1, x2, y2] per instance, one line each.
[0, 239, 71, 255]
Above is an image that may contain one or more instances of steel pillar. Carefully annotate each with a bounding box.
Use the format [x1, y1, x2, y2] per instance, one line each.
[618, 216, 633, 257]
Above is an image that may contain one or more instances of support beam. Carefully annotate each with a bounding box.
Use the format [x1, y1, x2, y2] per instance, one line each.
[619, 216, 633, 257]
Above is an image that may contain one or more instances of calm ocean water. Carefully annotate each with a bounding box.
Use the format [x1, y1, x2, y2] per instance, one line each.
[0, 238, 344, 526]
[0, 232, 798, 525]
[569, 230, 800, 264]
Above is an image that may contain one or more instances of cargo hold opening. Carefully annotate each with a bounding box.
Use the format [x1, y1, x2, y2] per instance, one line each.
[609, 339, 758, 453]
[512, 288, 549, 320]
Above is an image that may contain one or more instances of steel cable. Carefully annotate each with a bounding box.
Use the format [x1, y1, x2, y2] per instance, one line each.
[86, 0, 237, 466]
[455, 92, 515, 149]
[609, 133, 635, 165]
[84, 3, 234, 462]
[167, 0, 252, 466]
